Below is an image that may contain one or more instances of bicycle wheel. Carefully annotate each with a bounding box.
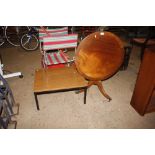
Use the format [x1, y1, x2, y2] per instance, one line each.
[0, 27, 5, 47]
[5, 26, 29, 47]
[20, 34, 39, 51]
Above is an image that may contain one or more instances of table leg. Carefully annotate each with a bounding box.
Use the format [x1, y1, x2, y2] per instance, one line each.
[84, 88, 87, 104]
[34, 93, 40, 110]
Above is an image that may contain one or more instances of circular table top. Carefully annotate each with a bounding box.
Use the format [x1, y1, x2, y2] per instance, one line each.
[75, 31, 124, 81]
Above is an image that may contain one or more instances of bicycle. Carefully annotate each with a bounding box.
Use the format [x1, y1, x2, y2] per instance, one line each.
[20, 26, 40, 51]
[0, 27, 5, 46]
[0, 26, 29, 47]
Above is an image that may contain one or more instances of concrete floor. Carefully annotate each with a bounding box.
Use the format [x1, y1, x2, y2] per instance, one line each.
[0, 42, 155, 129]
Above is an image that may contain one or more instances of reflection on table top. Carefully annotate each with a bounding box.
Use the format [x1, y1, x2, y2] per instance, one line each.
[34, 66, 88, 93]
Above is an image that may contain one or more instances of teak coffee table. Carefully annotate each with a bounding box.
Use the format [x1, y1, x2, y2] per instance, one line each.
[33, 66, 88, 110]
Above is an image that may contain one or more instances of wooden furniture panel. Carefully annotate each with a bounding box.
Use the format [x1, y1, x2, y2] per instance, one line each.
[146, 89, 155, 113]
[130, 47, 155, 115]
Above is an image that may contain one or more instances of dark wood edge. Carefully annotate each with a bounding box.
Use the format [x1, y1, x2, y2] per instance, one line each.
[34, 86, 87, 95]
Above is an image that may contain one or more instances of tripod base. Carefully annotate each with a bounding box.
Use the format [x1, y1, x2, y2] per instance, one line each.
[76, 80, 112, 101]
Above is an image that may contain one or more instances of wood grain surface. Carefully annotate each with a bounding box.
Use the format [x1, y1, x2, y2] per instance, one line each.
[75, 31, 124, 80]
[34, 66, 88, 93]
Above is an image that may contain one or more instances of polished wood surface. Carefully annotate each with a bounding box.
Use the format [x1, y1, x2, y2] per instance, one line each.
[133, 38, 155, 45]
[75, 31, 124, 81]
[130, 47, 155, 115]
[75, 31, 124, 100]
[34, 66, 88, 93]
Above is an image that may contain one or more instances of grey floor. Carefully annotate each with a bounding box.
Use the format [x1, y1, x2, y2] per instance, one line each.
[1, 42, 155, 129]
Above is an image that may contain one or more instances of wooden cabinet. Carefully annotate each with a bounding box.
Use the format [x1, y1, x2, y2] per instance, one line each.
[130, 46, 155, 116]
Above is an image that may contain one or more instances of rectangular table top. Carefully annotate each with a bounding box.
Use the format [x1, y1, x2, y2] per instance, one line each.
[34, 66, 88, 93]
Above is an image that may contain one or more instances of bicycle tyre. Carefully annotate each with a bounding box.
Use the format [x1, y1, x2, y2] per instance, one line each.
[5, 26, 29, 47]
[0, 38, 5, 47]
[0, 27, 5, 47]
[20, 34, 39, 51]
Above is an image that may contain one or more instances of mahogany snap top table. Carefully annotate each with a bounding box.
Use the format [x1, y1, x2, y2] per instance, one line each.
[33, 66, 88, 110]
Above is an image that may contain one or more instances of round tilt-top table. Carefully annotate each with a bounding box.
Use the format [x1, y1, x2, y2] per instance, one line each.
[75, 31, 124, 101]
